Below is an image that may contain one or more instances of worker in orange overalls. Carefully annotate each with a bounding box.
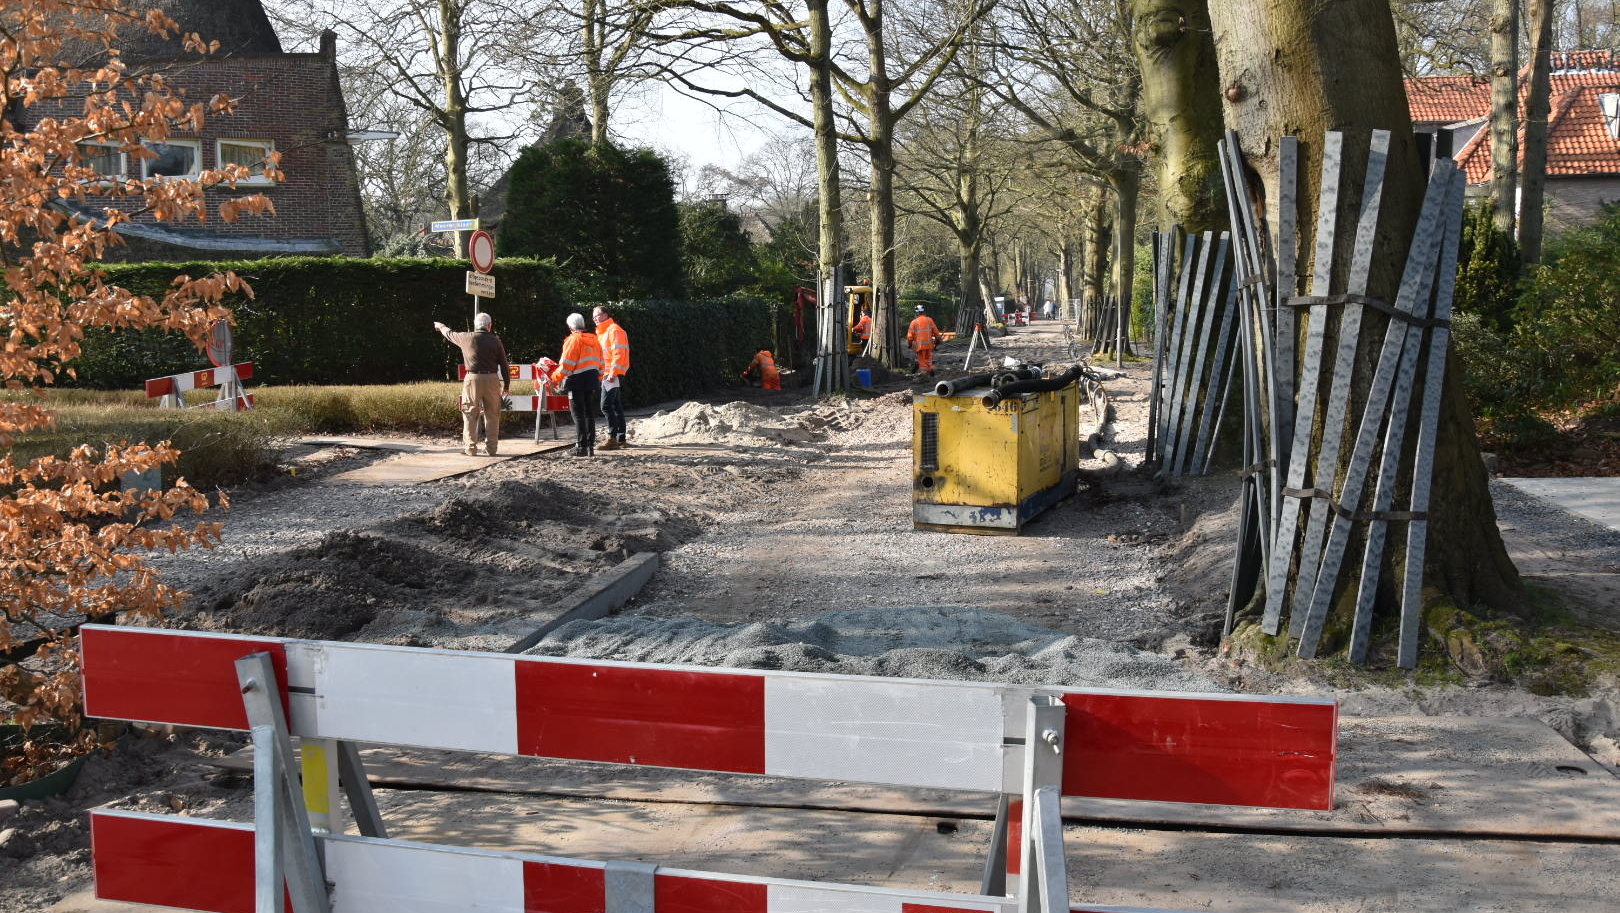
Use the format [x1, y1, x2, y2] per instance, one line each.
[852, 306, 873, 352]
[743, 349, 781, 390]
[593, 306, 631, 450]
[907, 305, 943, 377]
[550, 313, 604, 456]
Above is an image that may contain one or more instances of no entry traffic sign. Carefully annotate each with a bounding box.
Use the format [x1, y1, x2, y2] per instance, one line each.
[469, 229, 495, 274]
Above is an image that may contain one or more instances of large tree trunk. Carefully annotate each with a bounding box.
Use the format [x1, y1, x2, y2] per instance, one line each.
[1056, 239, 1075, 320]
[439, 0, 472, 259]
[808, 0, 844, 281]
[1082, 194, 1110, 328]
[1105, 166, 1140, 359]
[868, 128, 903, 366]
[583, 0, 611, 145]
[1208, 0, 1521, 636]
[1131, 0, 1227, 232]
[1519, 0, 1555, 263]
[1488, 0, 1519, 236]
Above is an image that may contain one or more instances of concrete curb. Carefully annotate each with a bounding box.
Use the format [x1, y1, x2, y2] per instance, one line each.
[505, 552, 660, 654]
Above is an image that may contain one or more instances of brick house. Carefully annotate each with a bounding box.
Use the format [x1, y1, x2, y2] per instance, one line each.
[1408, 51, 1620, 234]
[37, 0, 370, 259]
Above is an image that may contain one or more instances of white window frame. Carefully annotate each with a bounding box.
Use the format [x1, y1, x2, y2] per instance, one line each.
[75, 141, 126, 184]
[216, 138, 277, 186]
[140, 139, 202, 181]
[1600, 93, 1620, 142]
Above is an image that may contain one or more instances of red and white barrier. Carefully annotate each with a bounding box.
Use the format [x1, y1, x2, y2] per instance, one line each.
[90, 810, 1183, 913]
[80, 626, 1335, 809]
[144, 362, 255, 411]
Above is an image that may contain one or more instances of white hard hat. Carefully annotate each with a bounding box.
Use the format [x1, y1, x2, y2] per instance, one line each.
[915, 305, 925, 313]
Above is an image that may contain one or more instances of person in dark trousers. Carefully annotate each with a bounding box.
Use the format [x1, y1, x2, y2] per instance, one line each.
[434, 312, 509, 456]
[593, 306, 630, 449]
[550, 313, 604, 456]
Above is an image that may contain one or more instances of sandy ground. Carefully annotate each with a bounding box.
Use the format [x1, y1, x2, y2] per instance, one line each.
[5, 321, 1620, 912]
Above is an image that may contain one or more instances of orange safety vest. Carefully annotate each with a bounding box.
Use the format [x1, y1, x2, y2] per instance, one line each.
[595, 318, 630, 378]
[747, 350, 780, 388]
[853, 314, 873, 341]
[550, 330, 604, 386]
[907, 314, 941, 348]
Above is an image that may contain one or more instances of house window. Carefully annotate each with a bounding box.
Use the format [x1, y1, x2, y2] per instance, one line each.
[1601, 93, 1620, 141]
[217, 139, 276, 185]
[142, 140, 200, 179]
[75, 142, 125, 179]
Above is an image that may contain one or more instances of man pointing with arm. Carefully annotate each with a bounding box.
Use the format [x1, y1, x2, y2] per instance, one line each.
[435, 312, 509, 456]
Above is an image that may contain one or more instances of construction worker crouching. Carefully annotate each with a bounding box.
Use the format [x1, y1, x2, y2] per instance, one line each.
[742, 349, 781, 390]
[593, 306, 630, 449]
[435, 312, 510, 456]
[550, 313, 604, 457]
[907, 305, 943, 378]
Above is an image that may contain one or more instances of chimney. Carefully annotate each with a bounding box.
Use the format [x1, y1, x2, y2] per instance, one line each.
[320, 30, 337, 58]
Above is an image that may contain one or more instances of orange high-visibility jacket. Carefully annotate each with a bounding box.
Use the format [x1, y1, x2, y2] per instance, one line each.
[550, 330, 604, 386]
[746, 350, 780, 389]
[595, 318, 630, 378]
[907, 314, 941, 349]
[853, 313, 873, 341]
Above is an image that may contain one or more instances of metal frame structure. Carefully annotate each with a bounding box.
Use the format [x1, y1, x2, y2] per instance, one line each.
[82, 625, 1338, 913]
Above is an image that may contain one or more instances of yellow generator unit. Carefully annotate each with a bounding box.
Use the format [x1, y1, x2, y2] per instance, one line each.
[913, 380, 1081, 534]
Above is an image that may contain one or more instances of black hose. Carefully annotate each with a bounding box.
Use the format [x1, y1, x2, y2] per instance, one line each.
[934, 373, 996, 397]
[980, 365, 1089, 409]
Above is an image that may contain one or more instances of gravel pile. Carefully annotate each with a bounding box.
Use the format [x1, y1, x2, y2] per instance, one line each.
[634, 401, 823, 447]
[529, 606, 1224, 692]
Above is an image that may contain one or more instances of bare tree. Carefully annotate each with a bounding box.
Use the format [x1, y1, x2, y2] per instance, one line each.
[983, 0, 1143, 356]
[269, 0, 532, 256]
[1489, 0, 1519, 237]
[1130, 0, 1225, 231]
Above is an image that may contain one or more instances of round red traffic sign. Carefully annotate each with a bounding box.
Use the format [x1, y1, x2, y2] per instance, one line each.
[468, 229, 495, 274]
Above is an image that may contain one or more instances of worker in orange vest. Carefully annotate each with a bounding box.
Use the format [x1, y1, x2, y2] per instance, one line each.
[743, 350, 781, 390]
[593, 306, 630, 450]
[550, 313, 605, 456]
[852, 306, 873, 351]
[907, 305, 943, 377]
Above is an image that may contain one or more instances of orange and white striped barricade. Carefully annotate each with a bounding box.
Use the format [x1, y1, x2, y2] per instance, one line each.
[457, 362, 572, 441]
[145, 362, 255, 411]
[79, 625, 1338, 913]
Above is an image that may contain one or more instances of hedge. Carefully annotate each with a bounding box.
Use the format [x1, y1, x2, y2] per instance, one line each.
[68, 257, 787, 407]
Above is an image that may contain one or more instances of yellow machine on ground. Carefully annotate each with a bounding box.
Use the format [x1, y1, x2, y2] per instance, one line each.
[845, 284, 872, 355]
[912, 366, 1086, 534]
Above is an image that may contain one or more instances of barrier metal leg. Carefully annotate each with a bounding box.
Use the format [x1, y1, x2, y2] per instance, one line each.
[237, 653, 332, 913]
[335, 741, 386, 839]
[980, 792, 1012, 896]
[1016, 696, 1067, 913]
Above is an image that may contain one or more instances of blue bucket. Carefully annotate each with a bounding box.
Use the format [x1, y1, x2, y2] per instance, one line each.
[855, 368, 874, 388]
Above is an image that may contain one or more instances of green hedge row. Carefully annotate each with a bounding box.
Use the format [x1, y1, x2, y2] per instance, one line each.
[70, 257, 787, 407]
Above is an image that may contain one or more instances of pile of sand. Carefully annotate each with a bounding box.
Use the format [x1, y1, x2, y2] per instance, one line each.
[633, 402, 821, 447]
[527, 606, 1225, 692]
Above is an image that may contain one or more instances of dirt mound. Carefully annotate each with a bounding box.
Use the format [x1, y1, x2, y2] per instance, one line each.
[526, 606, 1224, 692]
[179, 479, 697, 646]
[634, 401, 821, 446]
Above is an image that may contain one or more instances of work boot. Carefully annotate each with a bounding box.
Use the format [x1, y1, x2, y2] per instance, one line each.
[463, 444, 478, 456]
[486, 446, 499, 456]
[599, 439, 624, 451]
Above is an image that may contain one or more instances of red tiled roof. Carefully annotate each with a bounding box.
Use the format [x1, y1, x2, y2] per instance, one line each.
[1409, 67, 1620, 182]
[1407, 75, 1489, 124]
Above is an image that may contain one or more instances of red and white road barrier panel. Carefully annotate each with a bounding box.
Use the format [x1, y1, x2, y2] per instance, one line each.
[145, 362, 255, 411]
[90, 810, 1181, 913]
[80, 626, 1337, 913]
